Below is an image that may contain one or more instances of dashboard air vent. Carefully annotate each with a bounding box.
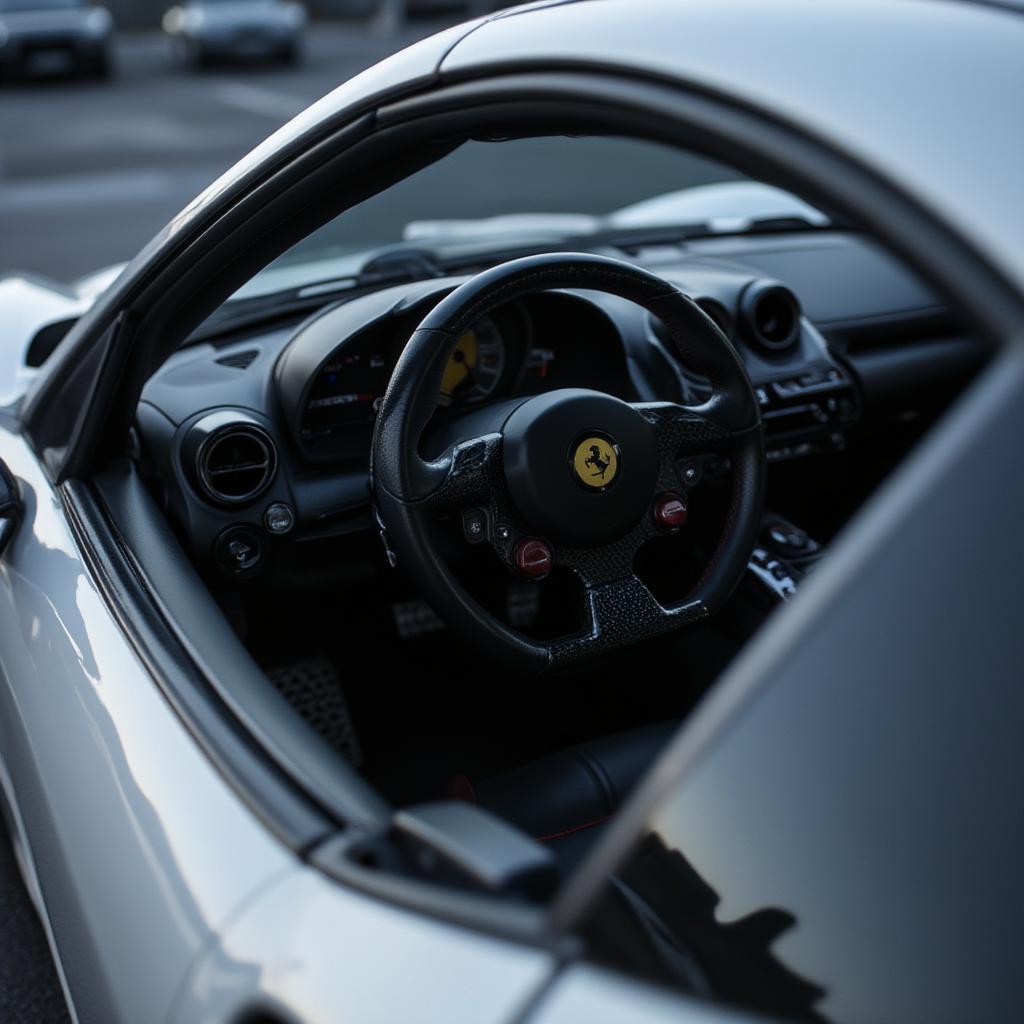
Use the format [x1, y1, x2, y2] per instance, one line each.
[196, 424, 277, 506]
[216, 350, 259, 370]
[740, 280, 801, 354]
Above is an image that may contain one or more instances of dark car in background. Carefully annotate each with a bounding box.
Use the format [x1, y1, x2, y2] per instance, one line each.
[162, 0, 306, 67]
[0, 0, 114, 79]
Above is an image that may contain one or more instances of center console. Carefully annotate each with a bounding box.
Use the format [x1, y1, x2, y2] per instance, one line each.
[747, 512, 825, 601]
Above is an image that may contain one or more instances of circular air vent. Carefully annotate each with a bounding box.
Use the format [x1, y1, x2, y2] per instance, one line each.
[195, 423, 277, 506]
[740, 280, 801, 354]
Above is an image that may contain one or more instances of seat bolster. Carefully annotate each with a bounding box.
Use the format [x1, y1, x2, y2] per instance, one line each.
[472, 721, 679, 842]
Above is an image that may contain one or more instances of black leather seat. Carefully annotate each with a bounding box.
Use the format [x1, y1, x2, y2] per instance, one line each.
[448, 721, 679, 870]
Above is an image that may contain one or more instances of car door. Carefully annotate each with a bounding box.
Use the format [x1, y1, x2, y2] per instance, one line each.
[526, 344, 1024, 1024]
[0, 419, 302, 1023]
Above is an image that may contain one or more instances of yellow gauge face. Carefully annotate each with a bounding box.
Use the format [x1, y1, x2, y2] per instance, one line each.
[438, 317, 506, 406]
[441, 329, 479, 400]
[572, 436, 619, 489]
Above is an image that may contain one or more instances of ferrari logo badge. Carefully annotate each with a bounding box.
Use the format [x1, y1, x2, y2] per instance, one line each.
[572, 435, 619, 489]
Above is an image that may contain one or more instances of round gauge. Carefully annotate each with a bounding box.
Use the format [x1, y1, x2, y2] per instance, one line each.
[439, 316, 505, 406]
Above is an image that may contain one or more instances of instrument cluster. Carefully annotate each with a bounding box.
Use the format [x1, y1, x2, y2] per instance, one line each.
[286, 290, 631, 463]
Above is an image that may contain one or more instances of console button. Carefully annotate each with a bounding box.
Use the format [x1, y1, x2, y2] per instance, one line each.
[264, 502, 295, 535]
[215, 526, 263, 575]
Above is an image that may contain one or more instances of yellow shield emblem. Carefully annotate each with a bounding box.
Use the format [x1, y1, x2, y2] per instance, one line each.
[572, 436, 619, 489]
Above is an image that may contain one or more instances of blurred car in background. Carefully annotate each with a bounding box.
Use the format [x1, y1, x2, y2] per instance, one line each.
[0, 0, 114, 80]
[162, 0, 306, 68]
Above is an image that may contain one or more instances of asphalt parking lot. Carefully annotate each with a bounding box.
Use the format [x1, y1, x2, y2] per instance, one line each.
[0, 21, 453, 281]
[0, 20, 736, 284]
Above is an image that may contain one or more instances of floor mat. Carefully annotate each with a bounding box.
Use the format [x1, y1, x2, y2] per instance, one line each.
[267, 656, 363, 766]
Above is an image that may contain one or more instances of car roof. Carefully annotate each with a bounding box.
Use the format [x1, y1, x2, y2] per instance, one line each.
[442, 0, 1024, 295]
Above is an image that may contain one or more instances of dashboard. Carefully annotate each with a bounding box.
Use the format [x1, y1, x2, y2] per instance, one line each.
[135, 229, 982, 578]
[275, 289, 632, 464]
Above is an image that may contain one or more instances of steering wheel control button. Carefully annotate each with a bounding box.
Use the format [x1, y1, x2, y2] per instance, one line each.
[462, 507, 489, 545]
[654, 492, 688, 530]
[215, 526, 263, 575]
[515, 538, 553, 579]
[571, 434, 620, 491]
[263, 502, 295, 535]
[677, 460, 703, 488]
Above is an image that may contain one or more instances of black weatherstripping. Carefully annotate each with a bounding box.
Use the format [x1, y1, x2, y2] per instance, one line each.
[65, 466, 390, 847]
[0, 459, 21, 558]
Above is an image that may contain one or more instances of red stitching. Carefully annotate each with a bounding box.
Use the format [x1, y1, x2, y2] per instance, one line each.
[444, 774, 478, 803]
[535, 814, 613, 843]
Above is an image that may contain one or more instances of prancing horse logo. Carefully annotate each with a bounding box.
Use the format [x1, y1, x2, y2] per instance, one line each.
[584, 445, 610, 478]
[572, 435, 619, 490]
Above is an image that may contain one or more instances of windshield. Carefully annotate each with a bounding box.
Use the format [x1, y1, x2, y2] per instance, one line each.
[276, 136, 742, 270]
[241, 135, 827, 302]
[264, 137, 755, 270]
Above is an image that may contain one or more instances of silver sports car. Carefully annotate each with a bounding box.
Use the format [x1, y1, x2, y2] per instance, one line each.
[162, 0, 306, 67]
[0, 0, 114, 79]
[1, 1, 1021, 1022]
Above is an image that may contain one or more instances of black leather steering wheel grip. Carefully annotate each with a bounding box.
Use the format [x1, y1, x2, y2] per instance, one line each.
[372, 253, 765, 673]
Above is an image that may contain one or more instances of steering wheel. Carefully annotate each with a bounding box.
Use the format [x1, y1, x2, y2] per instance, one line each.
[372, 253, 764, 673]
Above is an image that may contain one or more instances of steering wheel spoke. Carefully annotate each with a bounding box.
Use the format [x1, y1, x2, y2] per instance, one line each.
[420, 433, 506, 513]
[633, 401, 735, 456]
[550, 574, 707, 669]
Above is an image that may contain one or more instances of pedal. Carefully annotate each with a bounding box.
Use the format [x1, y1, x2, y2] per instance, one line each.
[392, 599, 445, 639]
[267, 657, 362, 766]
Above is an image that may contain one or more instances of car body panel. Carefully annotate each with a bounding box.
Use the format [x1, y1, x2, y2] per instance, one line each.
[442, 0, 1024, 297]
[173, 864, 555, 1024]
[0, 426, 297, 1023]
[526, 964, 759, 1024]
[0, 272, 87, 406]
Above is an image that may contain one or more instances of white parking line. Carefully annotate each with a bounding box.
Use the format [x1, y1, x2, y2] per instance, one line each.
[213, 81, 308, 121]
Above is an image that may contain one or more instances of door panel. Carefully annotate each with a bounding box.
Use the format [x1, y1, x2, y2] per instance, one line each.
[555, 349, 1024, 1023]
